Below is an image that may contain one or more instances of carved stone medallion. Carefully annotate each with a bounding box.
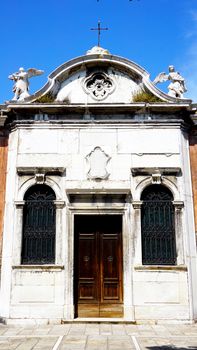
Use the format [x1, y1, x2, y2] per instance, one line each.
[86, 147, 110, 180]
[84, 72, 115, 100]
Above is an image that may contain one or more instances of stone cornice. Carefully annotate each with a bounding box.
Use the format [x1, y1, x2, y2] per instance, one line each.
[3, 102, 192, 113]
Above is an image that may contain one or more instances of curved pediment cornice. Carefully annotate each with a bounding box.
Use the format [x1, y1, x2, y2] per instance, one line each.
[9, 53, 192, 105]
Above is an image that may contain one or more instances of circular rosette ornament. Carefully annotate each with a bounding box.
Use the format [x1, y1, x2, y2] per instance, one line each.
[84, 72, 115, 100]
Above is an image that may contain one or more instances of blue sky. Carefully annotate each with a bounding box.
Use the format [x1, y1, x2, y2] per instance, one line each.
[0, 0, 197, 102]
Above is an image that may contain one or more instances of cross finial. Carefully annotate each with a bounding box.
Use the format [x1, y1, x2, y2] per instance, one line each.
[91, 20, 108, 47]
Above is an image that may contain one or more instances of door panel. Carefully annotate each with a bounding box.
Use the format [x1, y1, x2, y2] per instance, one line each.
[101, 234, 121, 301]
[74, 215, 123, 318]
[78, 233, 98, 302]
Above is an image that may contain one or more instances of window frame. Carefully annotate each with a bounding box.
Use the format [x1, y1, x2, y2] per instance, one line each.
[21, 184, 56, 265]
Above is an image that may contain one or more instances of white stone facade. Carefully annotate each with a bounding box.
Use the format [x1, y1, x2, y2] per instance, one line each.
[0, 51, 197, 324]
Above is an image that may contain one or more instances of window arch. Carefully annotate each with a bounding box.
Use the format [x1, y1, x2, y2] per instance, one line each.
[21, 184, 56, 264]
[141, 185, 176, 265]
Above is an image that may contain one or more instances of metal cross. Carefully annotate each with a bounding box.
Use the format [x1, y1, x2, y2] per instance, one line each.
[91, 20, 108, 47]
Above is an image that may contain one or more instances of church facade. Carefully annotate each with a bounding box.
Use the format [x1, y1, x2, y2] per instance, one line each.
[0, 47, 197, 324]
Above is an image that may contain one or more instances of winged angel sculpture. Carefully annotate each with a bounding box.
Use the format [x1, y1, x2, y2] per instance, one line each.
[153, 65, 187, 98]
[8, 67, 44, 101]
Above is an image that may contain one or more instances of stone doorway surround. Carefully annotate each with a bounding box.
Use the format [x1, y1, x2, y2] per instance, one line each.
[64, 191, 134, 321]
[74, 214, 123, 318]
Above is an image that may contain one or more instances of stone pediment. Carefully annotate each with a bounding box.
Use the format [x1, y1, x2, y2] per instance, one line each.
[17, 49, 191, 105]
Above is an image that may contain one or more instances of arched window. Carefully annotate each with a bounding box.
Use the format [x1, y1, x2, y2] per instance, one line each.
[21, 184, 56, 264]
[141, 185, 176, 265]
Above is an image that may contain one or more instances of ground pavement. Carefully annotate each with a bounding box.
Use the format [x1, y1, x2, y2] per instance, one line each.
[0, 322, 197, 350]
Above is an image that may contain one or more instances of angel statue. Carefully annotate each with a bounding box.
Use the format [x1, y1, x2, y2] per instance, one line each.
[153, 65, 187, 98]
[8, 67, 44, 101]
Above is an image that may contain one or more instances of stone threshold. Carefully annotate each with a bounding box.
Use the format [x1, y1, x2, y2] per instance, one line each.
[61, 318, 136, 324]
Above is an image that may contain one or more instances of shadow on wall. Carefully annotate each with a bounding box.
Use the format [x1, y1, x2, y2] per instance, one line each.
[147, 347, 197, 350]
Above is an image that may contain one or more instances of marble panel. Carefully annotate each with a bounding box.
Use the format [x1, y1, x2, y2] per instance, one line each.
[118, 129, 180, 154]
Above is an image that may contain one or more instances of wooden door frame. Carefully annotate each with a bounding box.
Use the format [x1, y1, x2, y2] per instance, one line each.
[74, 215, 123, 317]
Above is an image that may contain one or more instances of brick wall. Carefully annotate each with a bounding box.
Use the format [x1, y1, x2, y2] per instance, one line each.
[189, 133, 197, 233]
[0, 135, 8, 266]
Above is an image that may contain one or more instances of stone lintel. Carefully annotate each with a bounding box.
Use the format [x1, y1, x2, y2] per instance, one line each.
[17, 167, 66, 176]
[131, 167, 181, 176]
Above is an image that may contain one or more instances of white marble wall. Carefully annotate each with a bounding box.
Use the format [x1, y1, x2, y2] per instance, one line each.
[0, 123, 196, 324]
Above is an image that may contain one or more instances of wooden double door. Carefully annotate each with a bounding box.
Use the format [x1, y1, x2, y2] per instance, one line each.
[74, 215, 123, 318]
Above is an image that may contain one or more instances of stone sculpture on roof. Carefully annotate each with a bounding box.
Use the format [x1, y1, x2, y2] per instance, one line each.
[8, 67, 44, 101]
[86, 46, 110, 55]
[153, 65, 187, 98]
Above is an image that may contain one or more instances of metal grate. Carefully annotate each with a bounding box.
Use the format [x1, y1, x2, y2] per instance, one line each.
[21, 185, 56, 264]
[141, 185, 176, 265]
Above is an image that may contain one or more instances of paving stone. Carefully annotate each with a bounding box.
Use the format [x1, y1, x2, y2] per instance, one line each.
[13, 337, 39, 350]
[60, 335, 87, 350]
[125, 325, 139, 333]
[85, 324, 100, 335]
[100, 324, 112, 335]
[32, 336, 58, 349]
[0, 327, 8, 335]
[0, 338, 22, 350]
[86, 335, 107, 350]
[31, 327, 51, 335]
[18, 328, 38, 335]
[0, 323, 197, 350]
[68, 324, 87, 335]
[108, 335, 135, 349]
[50, 324, 71, 335]
[112, 324, 126, 335]
[3, 329, 24, 336]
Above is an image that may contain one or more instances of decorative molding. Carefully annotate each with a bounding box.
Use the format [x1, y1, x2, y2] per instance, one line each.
[173, 201, 184, 210]
[54, 200, 66, 209]
[132, 200, 143, 209]
[86, 146, 110, 180]
[83, 72, 115, 100]
[151, 173, 162, 184]
[0, 114, 8, 126]
[35, 173, 45, 184]
[15, 200, 25, 208]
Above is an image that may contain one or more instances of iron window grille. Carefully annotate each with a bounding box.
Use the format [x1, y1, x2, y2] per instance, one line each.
[21, 185, 56, 264]
[141, 185, 176, 265]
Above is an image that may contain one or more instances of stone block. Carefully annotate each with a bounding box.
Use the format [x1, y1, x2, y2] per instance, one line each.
[79, 129, 117, 155]
[13, 271, 55, 286]
[134, 305, 190, 320]
[11, 286, 54, 303]
[117, 129, 180, 154]
[133, 281, 180, 304]
[18, 129, 58, 154]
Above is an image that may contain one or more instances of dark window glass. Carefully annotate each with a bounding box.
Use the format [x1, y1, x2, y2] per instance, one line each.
[141, 185, 176, 265]
[22, 185, 56, 264]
